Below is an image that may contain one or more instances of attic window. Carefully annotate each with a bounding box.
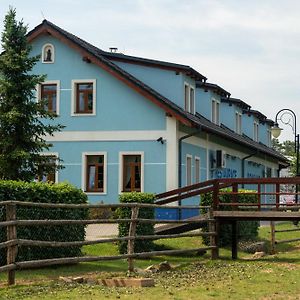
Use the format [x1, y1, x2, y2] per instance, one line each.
[42, 44, 55, 63]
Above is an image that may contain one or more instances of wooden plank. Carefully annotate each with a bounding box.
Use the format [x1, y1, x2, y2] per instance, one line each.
[275, 237, 300, 244]
[208, 208, 218, 259]
[213, 210, 300, 220]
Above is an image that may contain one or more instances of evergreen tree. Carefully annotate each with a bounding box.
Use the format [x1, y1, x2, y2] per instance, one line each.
[0, 8, 63, 181]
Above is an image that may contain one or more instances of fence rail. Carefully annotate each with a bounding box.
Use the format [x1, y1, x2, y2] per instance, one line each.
[0, 201, 216, 286]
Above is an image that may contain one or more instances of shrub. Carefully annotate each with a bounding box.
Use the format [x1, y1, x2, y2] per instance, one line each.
[201, 189, 259, 246]
[0, 180, 88, 265]
[117, 192, 155, 254]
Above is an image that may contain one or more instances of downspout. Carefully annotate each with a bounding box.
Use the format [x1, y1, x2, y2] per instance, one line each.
[241, 150, 258, 188]
[178, 128, 201, 219]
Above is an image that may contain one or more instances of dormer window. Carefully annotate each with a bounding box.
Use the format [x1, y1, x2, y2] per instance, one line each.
[254, 121, 259, 141]
[184, 83, 195, 114]
[42, 44, 55, 63]
[212, 98, 220, 125]
[235, 112, 242, 134]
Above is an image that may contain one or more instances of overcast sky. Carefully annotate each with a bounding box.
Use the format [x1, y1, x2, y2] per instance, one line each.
[1, 0, 300, 141]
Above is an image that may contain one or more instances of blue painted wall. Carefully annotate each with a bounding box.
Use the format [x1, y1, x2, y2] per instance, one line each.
[31, 36, 166, 131]
[52, 140, 166, 204]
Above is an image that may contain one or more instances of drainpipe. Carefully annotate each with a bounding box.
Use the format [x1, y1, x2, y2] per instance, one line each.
[241, 151, 258, 188]
[178, 128, 201, 219]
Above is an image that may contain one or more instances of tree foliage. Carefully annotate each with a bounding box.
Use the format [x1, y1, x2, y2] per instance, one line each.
[0, 8, 63, 181]
[272, 138, 297, 175]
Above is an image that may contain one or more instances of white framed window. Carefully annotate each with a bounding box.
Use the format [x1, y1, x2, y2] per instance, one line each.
[42, 44, 55, 63]
[119, 151, 144, 193]
[37, 80, 60, 115]
[235, 112, 242, 134]
[212, 98, 220, 125]
[184, 83, 195, 114]
[195, 156, 200, 183]
[71, 79, 96, 116]
[254, 121, 259, 141]
[82, 152, 107, 194]
[186, 154, 192, 186]
[36, 152, 59, 183]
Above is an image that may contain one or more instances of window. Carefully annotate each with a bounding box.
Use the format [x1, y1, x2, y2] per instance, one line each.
[184, 83, 195, 114]
[195, 157, 200, 183]
[122, 155, 142, 192]
[212, 99, 220, 125]
[235, 112, 242, 134]
[186, 155, 192, 186]
[254, 122, 259, 141]
[41, 84, 57, 113]
[42, 44, 55, 63]
[72, 79, 96, 115]
[37, 81, 60, 115]
[36, 154, 58, 183]
[82, 152, 107, 193]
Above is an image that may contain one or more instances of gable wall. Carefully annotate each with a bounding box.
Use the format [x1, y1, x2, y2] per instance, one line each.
[31, 36, 166, 131]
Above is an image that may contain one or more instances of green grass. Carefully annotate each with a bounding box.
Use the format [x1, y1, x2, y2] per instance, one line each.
[0, 222, 299, 299]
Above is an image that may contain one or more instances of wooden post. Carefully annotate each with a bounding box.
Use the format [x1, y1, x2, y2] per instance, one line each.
[232, 183, 238, 210]
[127, 206, 139, 273]
[270, 221, 276, 254]
[6, 203, 17, 285]
[212, 181, 219, 210]
[208, 208, 218, 259]
[276, 183, 280, 210]
[257, 184, 261, 211]
[231, 220, 238, 260]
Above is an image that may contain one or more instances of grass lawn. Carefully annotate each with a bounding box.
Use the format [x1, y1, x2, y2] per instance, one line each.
[0, 222, 299, 299]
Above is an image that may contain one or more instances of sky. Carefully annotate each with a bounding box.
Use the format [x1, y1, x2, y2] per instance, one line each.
[1, 0, 300, 141]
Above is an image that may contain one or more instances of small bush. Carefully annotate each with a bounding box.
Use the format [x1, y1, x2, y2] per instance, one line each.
[201, 189, 259, 246]
[0, 180, 88, 265]
[89, 201, 114, 220]
[117, 192, 155, 254]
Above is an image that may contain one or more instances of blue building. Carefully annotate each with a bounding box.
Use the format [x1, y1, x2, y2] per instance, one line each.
[28, 20, 288, 210]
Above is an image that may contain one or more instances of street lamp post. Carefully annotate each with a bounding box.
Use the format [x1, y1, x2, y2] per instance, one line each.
[271, 108, 300, 203]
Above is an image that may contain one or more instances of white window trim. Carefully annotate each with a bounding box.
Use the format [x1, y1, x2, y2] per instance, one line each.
[82, 151, 107, 195]
[235, 111, 242, 134]
[71, 79, 96, 116]
[186, 154, 193, 186]
[119, 151, 144, 194]
[36, 80, 60, 115]
[195, 156, 200, 183]
[212, 98, 220, 125]
[184, 82, 196, 114]
[40, 152, 59, 183]
[42, 43, 55, 64]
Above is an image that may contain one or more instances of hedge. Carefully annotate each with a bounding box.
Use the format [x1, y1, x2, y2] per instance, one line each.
[0, 180, 88, 265]
[201, 189, 259, 246]
[117, 192, 155, 254]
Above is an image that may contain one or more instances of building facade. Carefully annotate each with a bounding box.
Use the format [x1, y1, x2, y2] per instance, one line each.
[28, 20, 288, 215]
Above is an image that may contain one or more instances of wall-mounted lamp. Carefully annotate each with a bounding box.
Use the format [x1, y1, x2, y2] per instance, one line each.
[156, 137, 164, 144]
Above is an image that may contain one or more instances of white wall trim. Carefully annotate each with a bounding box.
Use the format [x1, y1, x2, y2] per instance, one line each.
[195, 156, 200, 183]
[119, 151, 144, 194]
[71, 79, 96, 116]
[81, 151, 107, 195]
[45, 130, 167, 142]
[166, 116, 178, 190]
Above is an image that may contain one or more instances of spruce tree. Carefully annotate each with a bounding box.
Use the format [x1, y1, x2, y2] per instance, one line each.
[0, 8, 63, 181]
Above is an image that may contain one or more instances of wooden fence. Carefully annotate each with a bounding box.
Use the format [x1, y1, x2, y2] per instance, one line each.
[0, 201, 217, 286]
[270, 220, 300, 254]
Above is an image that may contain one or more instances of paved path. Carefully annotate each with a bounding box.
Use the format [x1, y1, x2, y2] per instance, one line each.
[85, 224, 118, 241]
